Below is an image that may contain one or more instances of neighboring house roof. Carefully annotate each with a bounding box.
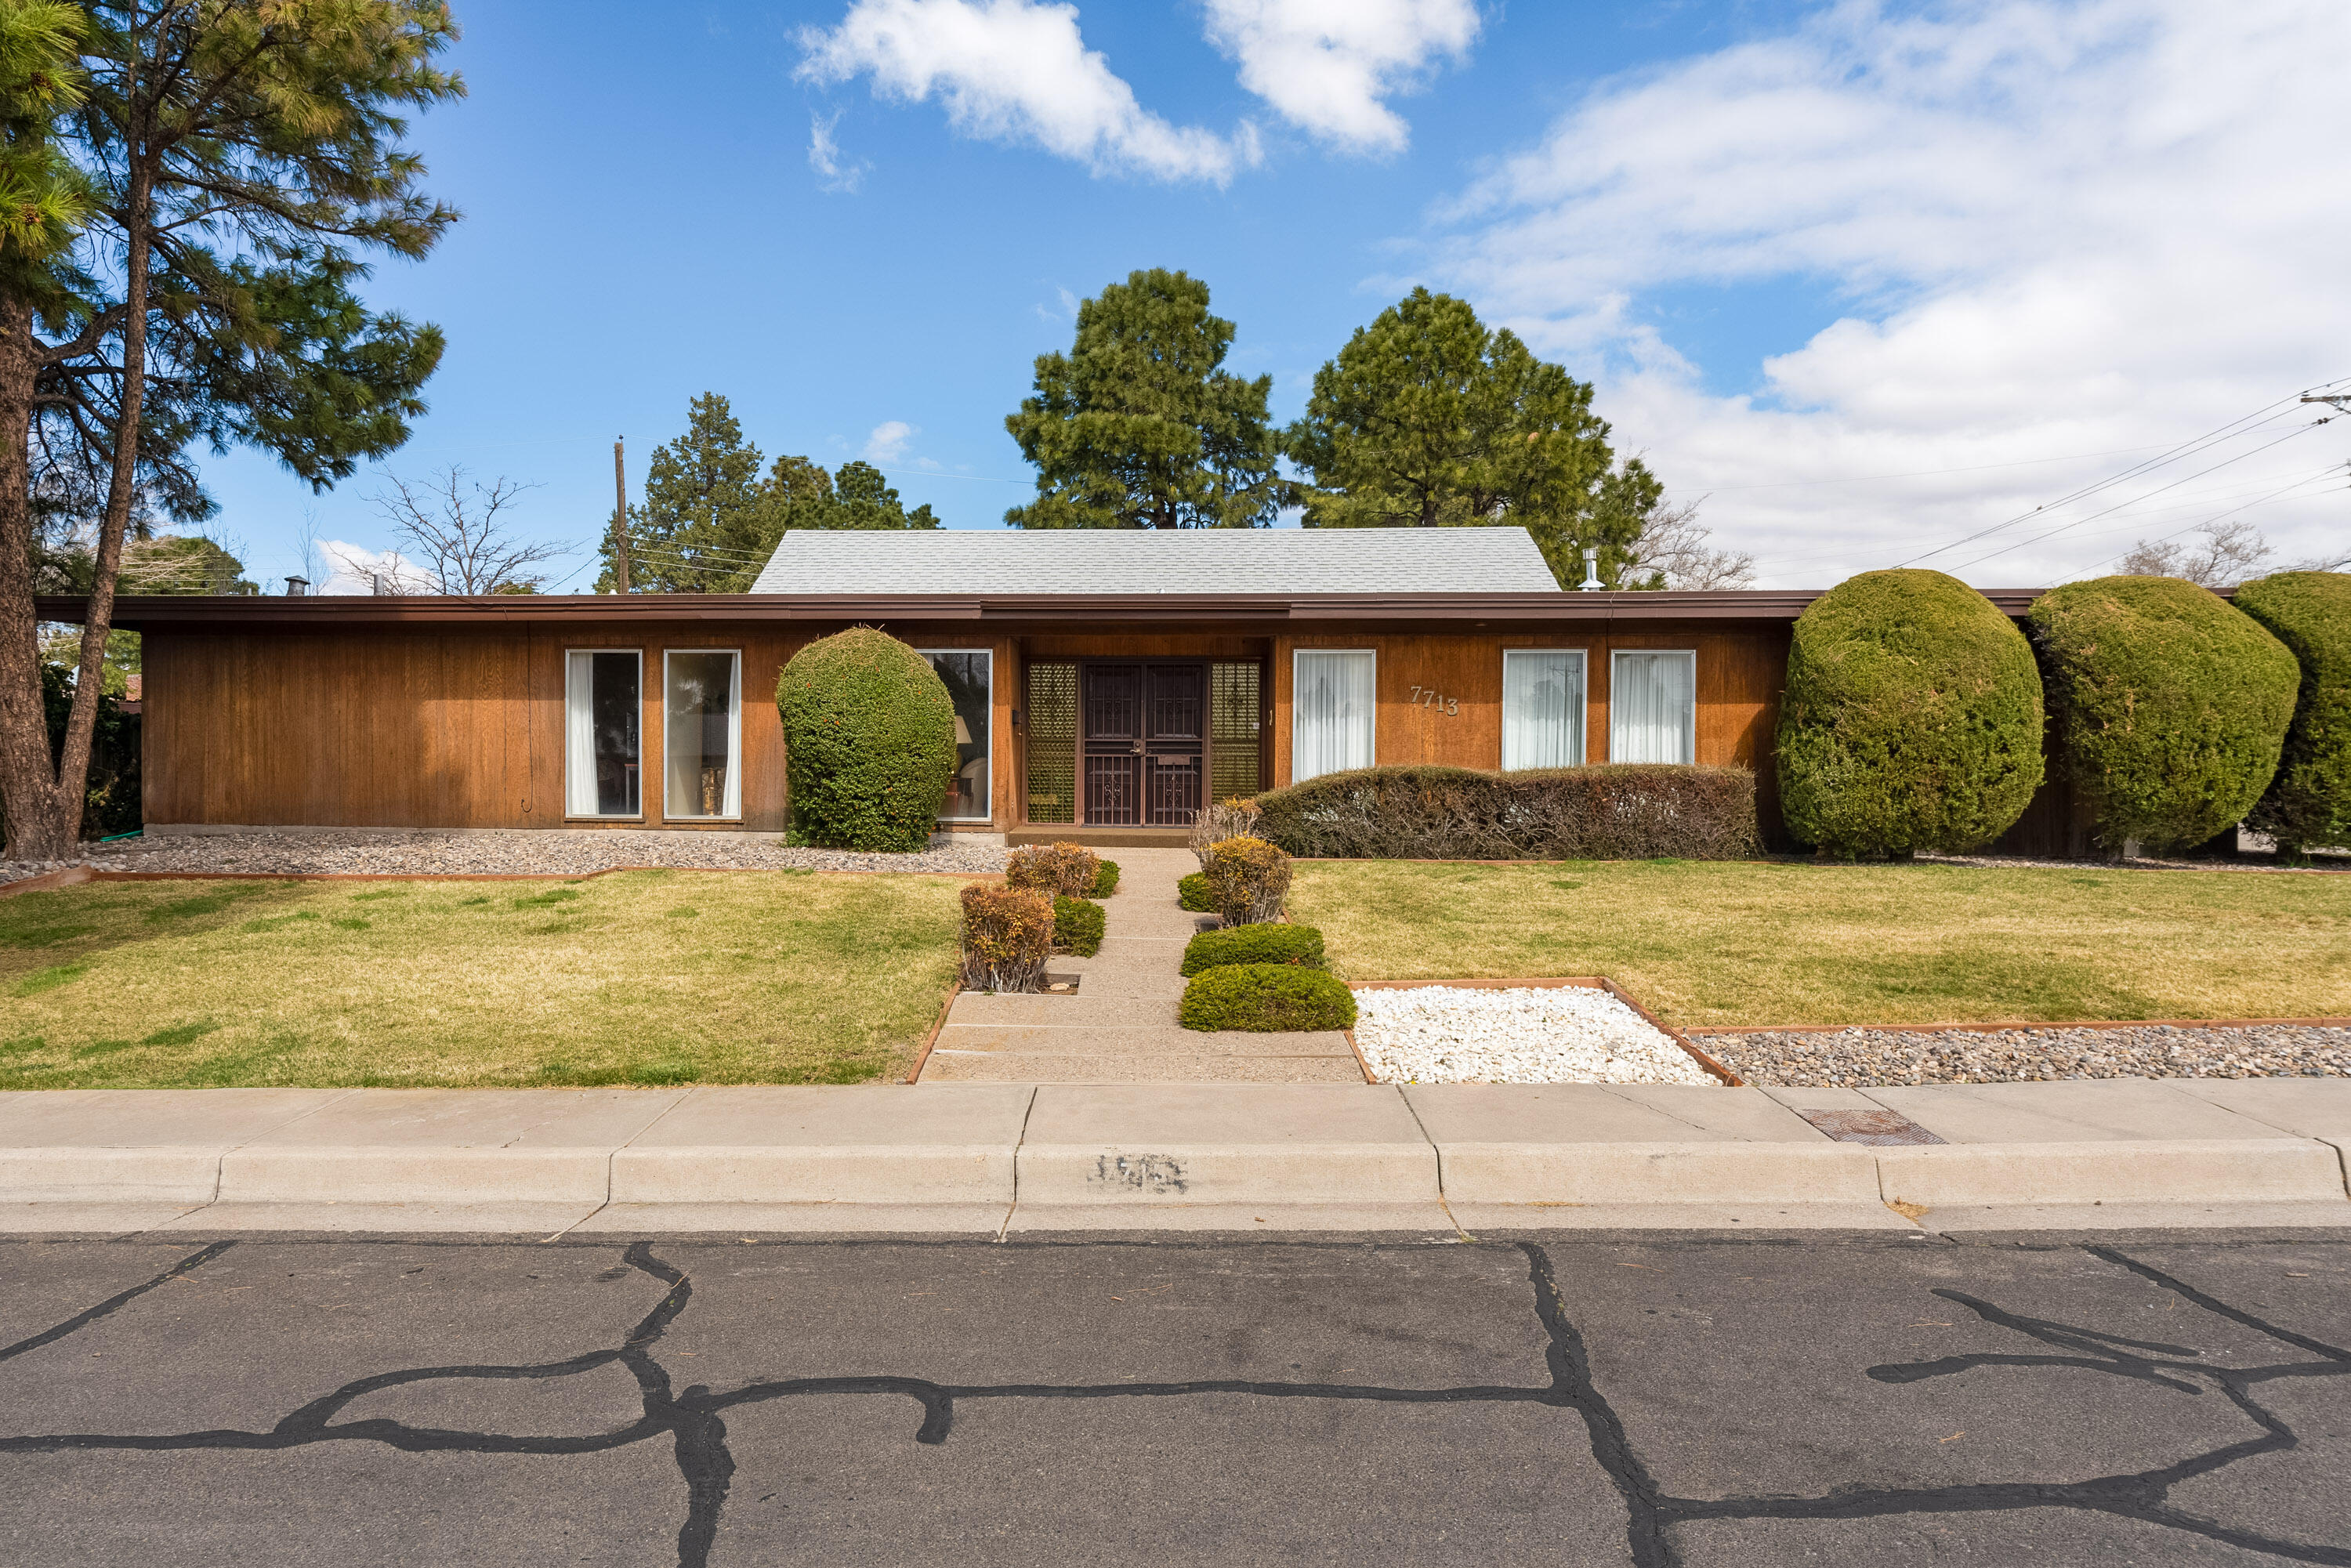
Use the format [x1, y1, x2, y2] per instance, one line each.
[749, 526, 1565, 596]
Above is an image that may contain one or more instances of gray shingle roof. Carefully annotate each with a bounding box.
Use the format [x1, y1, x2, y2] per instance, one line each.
[751, 526, 1563, 596]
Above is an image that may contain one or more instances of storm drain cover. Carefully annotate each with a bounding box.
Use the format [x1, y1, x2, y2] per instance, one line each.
[1796, 1109, 1947, 1146]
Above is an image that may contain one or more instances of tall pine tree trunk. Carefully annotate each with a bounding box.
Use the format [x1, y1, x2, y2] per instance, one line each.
[0, 297, 72, 859]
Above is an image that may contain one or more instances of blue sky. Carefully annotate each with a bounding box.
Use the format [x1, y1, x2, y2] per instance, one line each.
[205, 0, 2349, 592]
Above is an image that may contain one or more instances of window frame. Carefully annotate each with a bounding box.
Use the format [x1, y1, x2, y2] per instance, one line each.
[1499, 646, 1588, 770]
[563, 646, 643, 822]
[1290, 646, 1378, 785]
[918, 646, 995, 824]
[1608, 648, 1698, 766]
[661, 646, 744, 823]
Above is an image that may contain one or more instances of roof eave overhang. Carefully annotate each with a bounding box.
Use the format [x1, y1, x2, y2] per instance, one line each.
[41, 588, 2052, 628]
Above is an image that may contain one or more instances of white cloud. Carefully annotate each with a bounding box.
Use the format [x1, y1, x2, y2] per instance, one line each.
[863, 420, 917, 462]
[807, 110, 868, 191]
[317, 541, 433, 596]
[1426, 0, 2351, 586]
[1202, 0, 1480, 154]
[797, 0, 1259, 183]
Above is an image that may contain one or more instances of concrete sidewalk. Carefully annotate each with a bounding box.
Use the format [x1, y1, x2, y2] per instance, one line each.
[2, 1077, 2346, 1237]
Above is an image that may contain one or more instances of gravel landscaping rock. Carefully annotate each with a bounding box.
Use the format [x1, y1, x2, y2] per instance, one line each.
[0, 858, 90, 889]
[78, 828, 1006, 878]
[1704, 1023, 2351, 1087]
[1351, 985, 1715, 1086]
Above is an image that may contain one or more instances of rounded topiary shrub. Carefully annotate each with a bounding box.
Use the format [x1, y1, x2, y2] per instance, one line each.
[1007, 841, 1102, 897]
[778, 628, 955, 852]
[1052, 894, 1104, 957]
[1201, 836, 1291, 925]
[1179, 923, 1326, 977]
[1777, 568, 2045, 858]
[959, 884, 1052, 993]
[2029, 576, 2300, 852]
[1179, 964, 1357, 1032]
[1177, 872, 1213, 911]
[2234, 572, 2351, 856]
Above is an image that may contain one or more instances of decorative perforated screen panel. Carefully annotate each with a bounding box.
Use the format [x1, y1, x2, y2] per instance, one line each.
[1210, 661, 1262, 802]
[1025, 661, 1077, 824]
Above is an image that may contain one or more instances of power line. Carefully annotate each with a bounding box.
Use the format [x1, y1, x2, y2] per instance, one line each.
[2052, 462, 2351, 585]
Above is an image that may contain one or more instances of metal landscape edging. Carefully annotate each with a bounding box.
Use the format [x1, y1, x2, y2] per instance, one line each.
[1682, 1015, 2351, 1037]
[1345, 976, 1744, 1087]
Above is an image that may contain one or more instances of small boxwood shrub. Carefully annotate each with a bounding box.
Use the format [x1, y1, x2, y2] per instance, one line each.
[2030, 576, 2300, 851]
[2234, 572, 2351, 855]
[1006, 841, 1102, 897]
[1179, 923, 1325, 977]
[1179, 964, 1357, 1032]
[1777, 568, 2045, 859]
[1092, 859, 1121, 896]
[778, 628, 955, 852]
[1052, 894, 1104, 957]
[1252, 765, 1758, 860]
[1202, 836, 1291, 925]
[958, 884, 1052, 992]
[1177, 872, 1213, 911]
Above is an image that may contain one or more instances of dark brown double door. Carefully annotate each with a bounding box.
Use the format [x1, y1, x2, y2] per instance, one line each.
[1080, 663, 1204, 826]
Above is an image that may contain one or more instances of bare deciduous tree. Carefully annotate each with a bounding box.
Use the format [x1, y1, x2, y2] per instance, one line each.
[371, 469, 567, 595]
[1623, 497, 1756, 589]
[2115, 520, 2277, 588]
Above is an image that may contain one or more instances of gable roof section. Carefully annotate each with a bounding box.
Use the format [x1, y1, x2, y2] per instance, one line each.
[750, 526, 1564, 596]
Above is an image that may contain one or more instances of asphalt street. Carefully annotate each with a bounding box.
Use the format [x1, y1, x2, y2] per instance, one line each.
[1, 1227, 2346, 1566]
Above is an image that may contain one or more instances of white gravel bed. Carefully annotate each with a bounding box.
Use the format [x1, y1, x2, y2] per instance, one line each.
[1704, 1024, 2351, 1087]
[1350, 985, 1715, 1086]
[80, 828, 1007, 878]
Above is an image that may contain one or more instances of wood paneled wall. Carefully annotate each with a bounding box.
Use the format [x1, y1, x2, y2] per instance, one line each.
[143, 623, 1016, 834]
[1270, 625, 1795, 838]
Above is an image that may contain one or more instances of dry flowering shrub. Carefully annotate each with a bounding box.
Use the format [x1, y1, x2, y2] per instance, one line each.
[958, 884, 1053, 992]
[1190, 798, 1262, 867]
[1005, 841, 1103, 898]
[1201, 835, 1291, 926]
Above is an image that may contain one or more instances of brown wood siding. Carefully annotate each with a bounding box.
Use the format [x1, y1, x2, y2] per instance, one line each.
[143, 623, 1020, 834]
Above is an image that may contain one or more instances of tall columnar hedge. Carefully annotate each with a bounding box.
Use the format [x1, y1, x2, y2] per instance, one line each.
[2233, 571, 2351, 854]
[1776, 569, 2044, 858]
[2028, 576, 2299, 852]
[777, 628, 955, 851]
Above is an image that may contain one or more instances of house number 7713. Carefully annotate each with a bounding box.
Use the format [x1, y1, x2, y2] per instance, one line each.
[1409, 686, 1460, 715]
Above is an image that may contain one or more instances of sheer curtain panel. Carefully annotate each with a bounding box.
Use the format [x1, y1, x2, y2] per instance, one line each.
[1291, 650, 1375, 783]
[664, 650, 742, 820]
[1502, 650, 1585, 770]
[565, 650, 640, 817]
[1609, 651, 1697, 764]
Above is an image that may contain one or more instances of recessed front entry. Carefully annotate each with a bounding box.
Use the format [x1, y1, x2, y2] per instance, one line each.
[1081, 662, 1205, 825]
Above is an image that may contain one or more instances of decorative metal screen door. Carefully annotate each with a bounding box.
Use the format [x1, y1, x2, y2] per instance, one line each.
[1080, 664, 1205, 825]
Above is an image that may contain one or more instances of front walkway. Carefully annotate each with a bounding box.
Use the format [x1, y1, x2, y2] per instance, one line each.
[920, 849, 1364, 1084]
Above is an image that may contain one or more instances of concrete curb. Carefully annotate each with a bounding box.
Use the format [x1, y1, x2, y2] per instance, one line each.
[1, 1081, 2346, 1232]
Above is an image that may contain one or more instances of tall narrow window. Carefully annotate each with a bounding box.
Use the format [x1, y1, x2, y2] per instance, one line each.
[1292, 650, 1375, 784]
[664, 650, 741, 820]
[1610, 650, 1696, 764]
[1502, 650, 1585, 770]
[565, 650, 641, 818]
[1210, 661, 1262, 800]
[922, 649, 992, 822]
[1025, 661, 1077, 824]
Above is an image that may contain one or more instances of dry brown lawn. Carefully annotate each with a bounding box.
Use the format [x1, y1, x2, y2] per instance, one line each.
[0, 869, 964, 1088]
[1288, 859, 2351, 1027]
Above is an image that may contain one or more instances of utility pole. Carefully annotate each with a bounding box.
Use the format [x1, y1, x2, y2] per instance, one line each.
[2301, 393, 2349, 413]
[611, 436, 633, 593]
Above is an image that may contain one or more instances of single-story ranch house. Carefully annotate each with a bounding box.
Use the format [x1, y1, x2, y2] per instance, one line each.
[45, 527, 2091, 853]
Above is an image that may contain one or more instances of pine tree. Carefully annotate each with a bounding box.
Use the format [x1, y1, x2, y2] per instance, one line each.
[1005, 269, 1286, 530]
[1284, 288, 1663, 587]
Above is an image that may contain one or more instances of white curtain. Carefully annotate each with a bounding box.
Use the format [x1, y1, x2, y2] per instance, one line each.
[1610, 651, 1696, 764]
[564, 650, 598, 816]
[1502, 650, 1584, 770]
[665, 651, 741, 819]
[1292, 650, 1375, 782]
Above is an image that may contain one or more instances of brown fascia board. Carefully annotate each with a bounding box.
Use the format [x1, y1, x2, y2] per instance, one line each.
[41, 587, 2053, 629]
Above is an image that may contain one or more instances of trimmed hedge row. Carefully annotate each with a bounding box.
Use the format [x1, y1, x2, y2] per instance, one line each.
[1250, 764, 1759, 861]
[1777, 569, 2044, 859]
[2235, 571, 2351, 855]
[1179, 923, 1326, 977]
[1179, 964, 1357, 1032]
[778, 628, 955, 853]
[2030, 576, 2299, 851]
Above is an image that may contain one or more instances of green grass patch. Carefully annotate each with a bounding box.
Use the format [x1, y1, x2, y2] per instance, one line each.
[1289, 859, 2351, 1027]
[0, 870, 962, 1088]
[350, 888, 408, 902]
